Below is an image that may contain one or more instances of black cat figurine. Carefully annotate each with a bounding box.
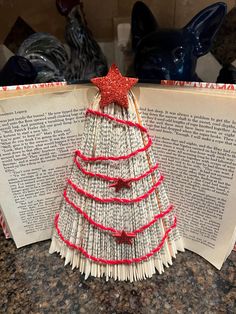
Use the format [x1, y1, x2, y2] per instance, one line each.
[131, 1, 227, 82]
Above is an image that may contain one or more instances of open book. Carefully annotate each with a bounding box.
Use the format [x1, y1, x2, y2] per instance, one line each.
[0, 83, 235, 270]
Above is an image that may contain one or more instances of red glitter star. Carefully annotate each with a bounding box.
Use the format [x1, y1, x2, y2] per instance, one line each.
[112, 230, 136, 245]
[91, 64, 138, 109]
[109, 178, 132, 192]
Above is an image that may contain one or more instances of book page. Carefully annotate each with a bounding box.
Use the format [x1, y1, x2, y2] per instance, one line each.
[0, 85, 96, 247]
[137, 86, 236, 269]
[1, 83, 235, 268]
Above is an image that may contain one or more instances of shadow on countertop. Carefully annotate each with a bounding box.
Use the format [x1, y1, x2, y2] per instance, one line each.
[0, 229, 235, 314]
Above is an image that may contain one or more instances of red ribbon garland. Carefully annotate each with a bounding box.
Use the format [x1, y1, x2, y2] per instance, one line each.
[55, 213, 177, 265]
[63, 189, 174, 234]
[75, 109, 152, 162]
[53, 107, 176, 264]
[74, 156, 159, 182]
[67, 175, 164, 204]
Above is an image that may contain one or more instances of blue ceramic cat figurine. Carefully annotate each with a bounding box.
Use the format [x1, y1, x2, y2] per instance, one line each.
[131, 1, 227, 82]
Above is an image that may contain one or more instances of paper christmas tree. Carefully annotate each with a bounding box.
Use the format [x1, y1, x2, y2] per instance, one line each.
[49, 65, 183, 281]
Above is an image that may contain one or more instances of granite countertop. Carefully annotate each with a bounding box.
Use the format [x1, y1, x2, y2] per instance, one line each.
[0, 229, 235, 314]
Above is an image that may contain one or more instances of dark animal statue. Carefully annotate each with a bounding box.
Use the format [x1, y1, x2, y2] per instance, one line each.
[131, 1, 227, 82]
[18, 4, 108, 83]
[217, 64, 236, 84]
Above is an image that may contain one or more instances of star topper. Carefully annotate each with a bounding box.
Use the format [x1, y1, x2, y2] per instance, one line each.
[91, 64, 138, 109]
[112, 230, 136, 245]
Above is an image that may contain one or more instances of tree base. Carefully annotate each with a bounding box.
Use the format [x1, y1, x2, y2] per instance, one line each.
[49, 236, 183, 281]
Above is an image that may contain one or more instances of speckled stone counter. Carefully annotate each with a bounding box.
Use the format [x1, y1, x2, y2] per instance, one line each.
[0, 229, 235, 314]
